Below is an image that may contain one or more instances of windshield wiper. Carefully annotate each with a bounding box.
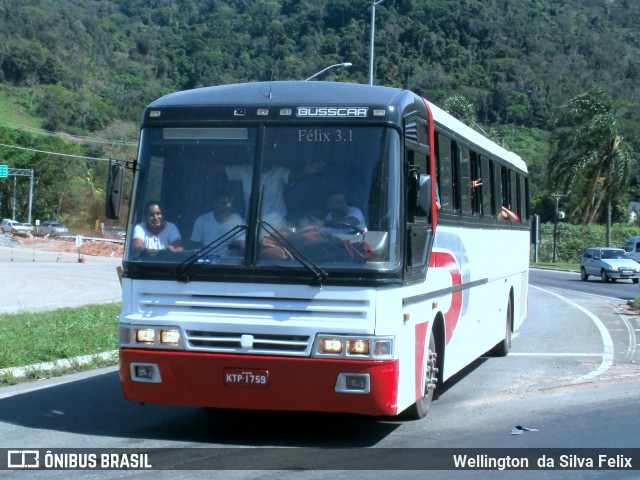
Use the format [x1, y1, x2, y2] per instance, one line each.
[176, 224, 247, 280]
[259, 220, 328, 286]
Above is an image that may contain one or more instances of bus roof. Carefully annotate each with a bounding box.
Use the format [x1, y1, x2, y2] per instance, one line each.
[149, 81, 412, 109]
[147, 81, 526, 172]
[427, 101, 527, 173]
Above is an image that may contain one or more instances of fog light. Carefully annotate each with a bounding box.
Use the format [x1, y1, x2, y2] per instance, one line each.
[347, 339, 369, 355]
[321, 338, 343, 354]
[131, 363, 161, 383]
[160, 329, 180, 346]
[346, 375, 367, 390]
[335, 373, 370, 394]
[135, 329, 155, 344]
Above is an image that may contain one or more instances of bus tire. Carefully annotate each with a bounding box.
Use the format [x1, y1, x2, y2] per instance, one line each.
[401, 329, 438, 420]
[492, 296, 512, 357]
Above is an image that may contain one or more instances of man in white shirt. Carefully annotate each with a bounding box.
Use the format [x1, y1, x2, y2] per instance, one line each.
[323, 190, 367, 235]
[191, 191, 245, 255]
[225, 161, 325, 227]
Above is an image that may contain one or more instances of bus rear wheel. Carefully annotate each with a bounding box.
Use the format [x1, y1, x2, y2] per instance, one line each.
[402, 330, 438, 420]
[491, 296, 512, 357]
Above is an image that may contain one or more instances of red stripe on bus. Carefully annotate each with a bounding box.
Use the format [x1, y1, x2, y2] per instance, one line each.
[429, 250, 463, 344]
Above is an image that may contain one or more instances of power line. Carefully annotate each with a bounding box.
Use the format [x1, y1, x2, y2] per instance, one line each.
[0, 142, 112, 162]
[0, 120, 138, 147]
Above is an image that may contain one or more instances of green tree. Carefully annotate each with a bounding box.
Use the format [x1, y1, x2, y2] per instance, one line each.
[548, 85, 635, 227]
[442, 94, 476, 126]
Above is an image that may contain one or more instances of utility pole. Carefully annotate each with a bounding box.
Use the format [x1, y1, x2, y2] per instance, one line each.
[369, 0, 385, 85]
[551, 193, 564, 263]
[5, 168, 35, 224]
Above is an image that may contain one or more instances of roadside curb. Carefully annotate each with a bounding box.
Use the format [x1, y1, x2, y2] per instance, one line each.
[0, 350, 118, 379]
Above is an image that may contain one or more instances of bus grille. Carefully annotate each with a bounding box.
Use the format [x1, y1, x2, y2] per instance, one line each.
[135, 292, 371, 356]
[185, 330, 312, 355]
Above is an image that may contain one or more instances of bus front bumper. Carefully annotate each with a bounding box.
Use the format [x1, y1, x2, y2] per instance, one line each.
[120, 349, 400, 417]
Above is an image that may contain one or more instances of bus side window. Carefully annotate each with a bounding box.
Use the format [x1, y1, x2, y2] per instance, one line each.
[481, 156, 493, 217]
[436, 132, 454, 212]
[510, 170, 519, 220]
[501, 166, 510, 209]
[470, 150, 481, 215]
[493, 163, 503, 218]
[459, 145, 471, 214]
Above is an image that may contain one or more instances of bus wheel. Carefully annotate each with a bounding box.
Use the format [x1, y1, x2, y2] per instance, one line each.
[492, 296, 512, 357]
[402, 330, 438, 420]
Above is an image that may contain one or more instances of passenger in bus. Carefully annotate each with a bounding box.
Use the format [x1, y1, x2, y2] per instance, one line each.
[190, 191, 245, 254]
[322, 190, 367, 235]
[222, 160, 325, 227]
[132, 201, 183, 255]
[500, 205, 519, 222]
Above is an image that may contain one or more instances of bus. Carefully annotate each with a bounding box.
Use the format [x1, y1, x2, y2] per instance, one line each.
[106, 81, 529, 419]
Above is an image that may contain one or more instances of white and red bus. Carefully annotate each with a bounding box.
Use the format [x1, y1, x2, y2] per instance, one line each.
[107, 81, 529, 419]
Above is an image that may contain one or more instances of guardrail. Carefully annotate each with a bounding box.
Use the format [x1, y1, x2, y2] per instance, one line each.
[58, 235, 125, 245]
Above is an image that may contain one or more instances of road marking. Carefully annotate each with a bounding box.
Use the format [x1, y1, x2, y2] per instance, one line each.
[531, 286, 614, 383]
[509, 353, 602, 357]
[610, 303, 637, 361]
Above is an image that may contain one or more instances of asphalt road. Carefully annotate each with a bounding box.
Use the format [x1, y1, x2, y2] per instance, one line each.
[0, 285, 638, 480]
[0, 244, 122, 313]
[1, 258, 638, 479]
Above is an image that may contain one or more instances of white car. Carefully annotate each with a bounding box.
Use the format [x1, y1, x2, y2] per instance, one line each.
[1, 219, 19, 233]
[580, 247, 640, 283]
[19, 223, 34, 233]
[1, 219, 32, 235]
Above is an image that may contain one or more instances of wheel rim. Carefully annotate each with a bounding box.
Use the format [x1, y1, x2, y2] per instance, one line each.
[423, 334, 438, 401]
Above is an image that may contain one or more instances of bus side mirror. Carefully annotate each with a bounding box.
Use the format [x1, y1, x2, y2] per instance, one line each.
[105, 159, 124, 220]
[415, 174, 432, 218]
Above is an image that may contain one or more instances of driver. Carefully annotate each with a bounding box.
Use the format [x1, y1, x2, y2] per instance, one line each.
[322, 190, 367, 235]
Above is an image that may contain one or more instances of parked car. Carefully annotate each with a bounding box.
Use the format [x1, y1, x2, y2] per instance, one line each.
[1, 219, 33, 235]
[38, 221, 69, 237]
[622, 236, 640, 263]
[580, 247, 640, 283]
[1, 218, 19, 233]
[103, 226, 126, 239]
[20, 223, 34, 233]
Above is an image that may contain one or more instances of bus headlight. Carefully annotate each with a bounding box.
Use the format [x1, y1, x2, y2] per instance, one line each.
[124, 326, 182, 348]
[315, 335, 393, 359]
[373, 339, 392, 357]
[135, 328, 155, 344]
[347, 339, 370, 355]
[320, 338, 343, 354]
[160, 329, 180, 346]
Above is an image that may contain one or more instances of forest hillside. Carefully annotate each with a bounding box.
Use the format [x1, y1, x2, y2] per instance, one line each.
[0, 0, 638, 226]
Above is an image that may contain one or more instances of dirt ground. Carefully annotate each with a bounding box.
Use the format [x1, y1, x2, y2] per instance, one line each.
[8, 235, 124, 258]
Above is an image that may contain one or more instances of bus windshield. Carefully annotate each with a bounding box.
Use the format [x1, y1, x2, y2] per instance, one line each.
[126, 125, 401, 272]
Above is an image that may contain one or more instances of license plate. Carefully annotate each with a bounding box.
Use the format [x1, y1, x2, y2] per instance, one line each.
[224, 368, 269, 388]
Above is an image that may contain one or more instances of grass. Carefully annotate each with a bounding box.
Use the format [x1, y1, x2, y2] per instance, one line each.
[530, 261, 580, 272]
[0, 85, 42, 126]
[0, 303, 120, 385]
